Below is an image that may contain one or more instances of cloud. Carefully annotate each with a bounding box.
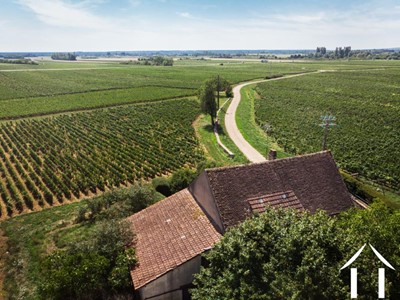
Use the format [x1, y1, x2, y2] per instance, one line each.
[16, 0, 111, 29]
[177, 12, 193, 19]
[273, 12, 326, 23]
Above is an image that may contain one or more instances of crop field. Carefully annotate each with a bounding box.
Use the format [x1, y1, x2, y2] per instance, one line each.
[0, 99, 203, 218]
[254, 68, 400, 190]
[0, 60, 321, 119]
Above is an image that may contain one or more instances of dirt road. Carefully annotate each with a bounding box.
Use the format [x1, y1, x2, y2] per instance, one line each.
[224, 72, 320, 163]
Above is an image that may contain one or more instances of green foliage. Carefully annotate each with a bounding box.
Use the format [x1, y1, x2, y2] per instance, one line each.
[225, 84, 233, 97]
[199, 79, 217, 125]
[108, 248, 137, 290]
[38, 252, 110, 299]
[193, 204, 400, 299]
[195, 160, 222, 174]
[51, 52, 77, 61]
[39, 219, 136, 299]
[75, 184, 156, 223]
[255, 69, 400, 190]
[192, 209, 347, 300]
[169, 167, 198, 194]
[152, 176, 172, 196]
[0, 100, 203, 217]
[0, 58, 38, 65]
[337, 202, 400, 299]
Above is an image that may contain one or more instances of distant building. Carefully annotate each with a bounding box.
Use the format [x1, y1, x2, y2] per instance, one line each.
[127, 151, 356, 300]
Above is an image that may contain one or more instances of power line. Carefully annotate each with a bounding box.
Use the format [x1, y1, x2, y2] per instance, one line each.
[319, 115, 337, 150]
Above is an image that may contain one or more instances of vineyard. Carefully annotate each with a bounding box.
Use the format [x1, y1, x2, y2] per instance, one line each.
[0, 99, 203, 218]
[0, 60, 321, 119]
[255, 68, 400, 190]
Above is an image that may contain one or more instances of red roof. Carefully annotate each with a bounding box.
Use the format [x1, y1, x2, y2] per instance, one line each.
[127, 189, 222, 289]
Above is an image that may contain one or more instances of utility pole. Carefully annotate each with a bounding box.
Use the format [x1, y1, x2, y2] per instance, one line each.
[217, 74, 220, 110]
[319, 115, 337, 150]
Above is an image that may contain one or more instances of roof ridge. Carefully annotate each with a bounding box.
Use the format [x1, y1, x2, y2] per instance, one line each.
[205, 151, 332, 173]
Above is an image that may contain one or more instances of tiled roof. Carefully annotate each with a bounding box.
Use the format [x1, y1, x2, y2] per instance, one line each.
[127, 189, 222, 289]
[204, 151, 354, 229]
[247, 190, 305, 213]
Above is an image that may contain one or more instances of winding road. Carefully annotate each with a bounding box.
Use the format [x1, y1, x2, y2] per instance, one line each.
[224, 72, 321, 163]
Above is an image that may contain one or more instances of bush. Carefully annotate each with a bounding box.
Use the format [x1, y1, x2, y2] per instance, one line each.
[39, 251, 110, 299]
[40, 219, 136, 299]
[169, 167, 197, 194]
[152, 177, 172, 196]
[126, 184, 155, 213]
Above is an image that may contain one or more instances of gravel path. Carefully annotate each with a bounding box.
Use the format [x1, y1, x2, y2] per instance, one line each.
[224, 72, 319, 163]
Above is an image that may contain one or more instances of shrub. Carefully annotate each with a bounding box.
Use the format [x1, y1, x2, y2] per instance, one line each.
[169, 167, 197, 194]
[39, 251, 110, 299]
[152, 177, 172, 196]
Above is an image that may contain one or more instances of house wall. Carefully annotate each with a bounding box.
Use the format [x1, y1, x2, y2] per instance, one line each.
[137, 256, 201, 300]
[188, 172, 224, 233]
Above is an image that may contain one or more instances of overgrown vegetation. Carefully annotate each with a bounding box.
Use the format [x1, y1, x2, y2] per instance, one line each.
[193, 202, 400, 299]
[1, 183, 158, 299]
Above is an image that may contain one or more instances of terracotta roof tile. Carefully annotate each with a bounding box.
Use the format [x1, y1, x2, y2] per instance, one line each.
[127, 189, 222, 289]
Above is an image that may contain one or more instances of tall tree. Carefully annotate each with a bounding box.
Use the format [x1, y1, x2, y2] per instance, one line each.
[199, 80, 217, 126]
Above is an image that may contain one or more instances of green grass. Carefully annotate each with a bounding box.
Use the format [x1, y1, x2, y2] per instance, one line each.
[194, 112, 248, 166]
[0, 200, 86, 299]
[235, 84, 289, 159]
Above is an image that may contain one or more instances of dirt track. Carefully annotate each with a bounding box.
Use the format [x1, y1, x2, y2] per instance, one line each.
[224, 72, 320, 163]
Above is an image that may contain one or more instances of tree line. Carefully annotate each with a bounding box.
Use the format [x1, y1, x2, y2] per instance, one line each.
[51, 53, 77, 61]
[122, 56, 174, 66]
[290, 46, 400, 60]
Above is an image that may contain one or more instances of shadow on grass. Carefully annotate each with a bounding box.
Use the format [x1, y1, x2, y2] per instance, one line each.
[202, 123, 227, 136]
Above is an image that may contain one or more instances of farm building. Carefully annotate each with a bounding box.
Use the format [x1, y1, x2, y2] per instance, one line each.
[127, 151, 356, 300]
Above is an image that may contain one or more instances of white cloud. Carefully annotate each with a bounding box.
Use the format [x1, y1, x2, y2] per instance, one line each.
[177, 12, 192, 19]
[273, 12, 326, 23]
[16, 0, 111, 29]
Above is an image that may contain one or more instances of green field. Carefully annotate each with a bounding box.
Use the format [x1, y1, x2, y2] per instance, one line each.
[0, 99, 203, 218]
[0, 60, 319, 119]
[254, 68, 400, 190]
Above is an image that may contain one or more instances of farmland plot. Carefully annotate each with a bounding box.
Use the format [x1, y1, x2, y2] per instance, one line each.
[0, 99, 203, 218]
[255, 69, 400, 190]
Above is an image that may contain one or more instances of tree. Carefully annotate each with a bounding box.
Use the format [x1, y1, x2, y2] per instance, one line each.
[199, 80, 217, 126]
[192, 204, 400, 299]
[192, 209, 347, 300]
[39, 220, 136, 299]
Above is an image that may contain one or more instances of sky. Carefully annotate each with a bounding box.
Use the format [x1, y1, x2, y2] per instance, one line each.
[1, 0, 400, 52]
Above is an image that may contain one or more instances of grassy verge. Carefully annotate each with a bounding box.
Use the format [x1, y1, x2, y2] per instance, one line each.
[194, 100, 248, 166]
[235, 84, 289, 159]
